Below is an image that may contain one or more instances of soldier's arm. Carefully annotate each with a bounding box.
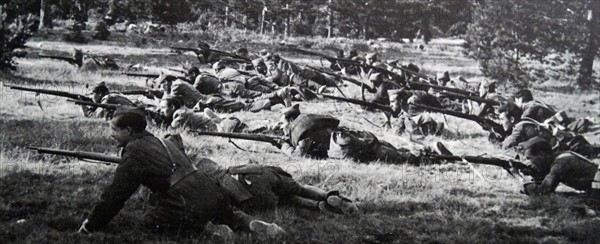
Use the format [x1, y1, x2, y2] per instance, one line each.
[85, 158, 141, 231]
[502, 124, 523, 149]
[539, 163, 565, 194]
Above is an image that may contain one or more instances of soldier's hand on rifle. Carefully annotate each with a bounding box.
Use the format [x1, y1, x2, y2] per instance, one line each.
[147, 90, 164, 99]
[270, 138, 289, 149]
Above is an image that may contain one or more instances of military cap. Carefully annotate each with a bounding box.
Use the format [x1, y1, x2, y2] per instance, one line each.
[439, 71, 450, 82]
[458, 76, 468, 83]
[281, 103, 301, 119]
[387, 88, 409, 102]
[198, 41, 210, 49]
[365, 53, 378, 60]
[236, 47, 248, 55]
[91, 82, 109, 94]
[156, 73, 177, 85]
[259, 49, 269, 56]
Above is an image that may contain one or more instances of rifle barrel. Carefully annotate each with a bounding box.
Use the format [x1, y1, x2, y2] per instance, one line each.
[437, 90, 499, 105]
[192, 131, 284, 144]
[5, 84, 87, 100]
[27, 146, 121, 164]
[320, 94, 393, 113]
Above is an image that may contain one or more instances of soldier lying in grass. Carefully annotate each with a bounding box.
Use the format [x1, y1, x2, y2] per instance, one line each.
[519, 136, 600, 197]
[166, 134, 359, 216]
[274, 104, 451, 164]
[78, 108, 285, 237]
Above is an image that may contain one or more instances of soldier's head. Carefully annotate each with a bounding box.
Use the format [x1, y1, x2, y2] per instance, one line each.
[365, 53, 378, 65]
[187, 67, 200, 81]
[349, 49, 358, 58]
[479, 80, 496, 98]
[497, 102, 523, 131]
[110, 108, 147, 147]
[91, 82, 110, 103]
[252, 58, 267, 74]
[336, 49, 344, 58]
[212, 61, 226, 73]
[514, 89, 533, 107]
[280, 104, 301, 128]
[235, 47, 249, 57]
[157, 74, 178, 93]
[159, 95, 184, 119]
[438, 71, 450, 86]
[388, 89, 411, 114]
[519, 136, 553, 176]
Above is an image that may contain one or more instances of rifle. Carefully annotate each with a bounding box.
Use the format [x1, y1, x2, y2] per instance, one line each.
[170, 46, 251, 63]
[289, 47, 407, 85]
[411, 103, 506, 138]
[4, 84, 91, 101]
[423, 153, 534, 177]
[121, 72, 191, 83]
[320, 94, 393, 114]
[436, 90, 499, 106]
[27, 146, 121, 164]
[116, 89, 163, 97]
[122, 72, 159, 78]
[192, 131, 286, 146]
[306, 65, 374, 92]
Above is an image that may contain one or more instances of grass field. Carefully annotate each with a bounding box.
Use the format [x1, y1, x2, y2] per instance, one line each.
[1, 29, 600, 243]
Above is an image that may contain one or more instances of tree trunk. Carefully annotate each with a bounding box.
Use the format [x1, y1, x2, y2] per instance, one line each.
[260, 6, 267, 34]
[284, 4, 290, 37]
[327, 0, 333, 38]
[38, 0, 47, 29]
[577, 0, 599, 88]
[224, 5, 230, 26]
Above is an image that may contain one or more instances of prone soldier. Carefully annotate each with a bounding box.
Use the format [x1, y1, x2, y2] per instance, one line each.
[275, 104, 451, 165]
[77, 108, 285, 237]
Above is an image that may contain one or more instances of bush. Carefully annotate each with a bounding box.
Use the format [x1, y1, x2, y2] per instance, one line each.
[0, 5, 34, 71]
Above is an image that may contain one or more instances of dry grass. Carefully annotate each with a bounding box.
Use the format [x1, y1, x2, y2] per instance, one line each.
[1, 30, 600, 243]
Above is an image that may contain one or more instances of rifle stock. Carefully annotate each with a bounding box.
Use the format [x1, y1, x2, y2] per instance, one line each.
[5, 84, 90, 101]
[320, 94, 393, 113]
[27, 146, 121, 164]
[192, 131, 285, 145]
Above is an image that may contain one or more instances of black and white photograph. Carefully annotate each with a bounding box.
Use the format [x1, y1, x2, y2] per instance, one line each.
[1, 0, 599, 243]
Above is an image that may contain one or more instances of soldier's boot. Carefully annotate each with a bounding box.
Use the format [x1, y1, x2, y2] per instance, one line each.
[249, 220, 286, 238]
[296, 185, 328, 200]
[204, 222, 234, 239]
[432, 141, 453, 156]
[320, 195, 359, 215]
